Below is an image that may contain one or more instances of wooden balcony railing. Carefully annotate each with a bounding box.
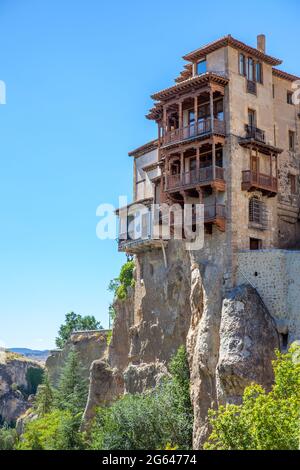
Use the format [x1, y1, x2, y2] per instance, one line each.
[242, 170, 277, 194]
[162, 118, 225, 146]
[204, 203, 226, 221]
[167, 165, 225, 191]
[245, 125, 266, 143]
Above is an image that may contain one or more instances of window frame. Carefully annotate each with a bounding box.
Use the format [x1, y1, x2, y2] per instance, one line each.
[196, 59, 207, 76]
[289, 130, 295, 151]
[287, 91, 293, 105]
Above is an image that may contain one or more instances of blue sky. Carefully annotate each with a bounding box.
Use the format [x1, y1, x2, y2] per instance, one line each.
[0, 0, 299, 349]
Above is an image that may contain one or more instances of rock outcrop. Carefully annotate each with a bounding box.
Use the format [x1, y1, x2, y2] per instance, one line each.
[79, 240, 280, 449]
[0, 350, 43, 424]
[46, 330, 109, 385]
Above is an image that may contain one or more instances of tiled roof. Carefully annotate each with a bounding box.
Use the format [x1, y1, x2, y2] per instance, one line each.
[183, 35, 282, 66]
[128, 139, 158, 157]
[151, 72, 229, 102]
[272, 68, 300, 82]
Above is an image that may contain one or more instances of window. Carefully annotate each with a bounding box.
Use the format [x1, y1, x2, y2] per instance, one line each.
[289, 130, 295, 151]
[214, 99, 224, 120]
[239, 53, 246, 76]
[287, 91, 293, 105]
[196, 59, 206, 75]
[255, 62, 263, 84]
[247, 57, 254, 81]
[290, 174, 297, 194]
[250, 237, 262, 250]
[249, 197, 267, 227]
[248, 109, 256, 128]
[272, 84, 275, 98]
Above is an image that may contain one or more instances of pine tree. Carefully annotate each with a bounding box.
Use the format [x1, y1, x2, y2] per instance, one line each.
[55, 349, 88, 416]
[35, 372, 54, 417]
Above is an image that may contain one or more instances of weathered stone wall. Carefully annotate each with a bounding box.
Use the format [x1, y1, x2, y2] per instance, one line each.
[237, 249, 300, 343]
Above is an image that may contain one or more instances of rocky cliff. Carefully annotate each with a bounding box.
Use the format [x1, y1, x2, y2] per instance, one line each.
[46, 330, 109, 386]
[0, 350, 43, 424]
[81, 240, 280, 448]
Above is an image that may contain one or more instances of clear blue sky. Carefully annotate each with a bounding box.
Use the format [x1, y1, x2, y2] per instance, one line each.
[0, 0, 299, 349]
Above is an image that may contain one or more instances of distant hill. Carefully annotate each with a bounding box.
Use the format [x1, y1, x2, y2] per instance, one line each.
[8, 348, 50, 363]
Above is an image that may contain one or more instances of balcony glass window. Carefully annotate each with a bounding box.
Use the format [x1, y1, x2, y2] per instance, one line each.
[248, 109, 257, 128]
[214, 99, 224, 120]
[196, 59, 207, 75]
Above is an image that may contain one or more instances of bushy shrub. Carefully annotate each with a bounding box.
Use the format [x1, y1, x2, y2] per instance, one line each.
[0, 426, 18, 450]
[204, 345, 300, 450]
[89, 346, 193, 450]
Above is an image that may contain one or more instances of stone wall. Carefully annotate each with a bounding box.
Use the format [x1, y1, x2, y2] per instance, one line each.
[237, 249, 300, 343]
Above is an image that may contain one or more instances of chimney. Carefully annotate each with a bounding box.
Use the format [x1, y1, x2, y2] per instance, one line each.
[257, 34, 266, 54]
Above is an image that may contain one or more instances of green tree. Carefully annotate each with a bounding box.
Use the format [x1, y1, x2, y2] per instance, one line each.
[89, 346, 193, 450]
[17, 409, 70, 450]
[55, 311, 103, 348]
[35, 373, 54, 417]
[0, 426, 18, 450]
[204, 345, 300, 450]
[55, 349, 88, 416]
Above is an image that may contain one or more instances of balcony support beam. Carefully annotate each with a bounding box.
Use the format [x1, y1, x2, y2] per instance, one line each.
[212, 139, 216, 180]
[209, 88, 214, 133]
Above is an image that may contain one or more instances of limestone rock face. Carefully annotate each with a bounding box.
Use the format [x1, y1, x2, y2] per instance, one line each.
[81, 360, 124, 428]
[124, 362, 169, 395]
[0, 351, 43, 424]
[217, 285, 279, 402]
[46, 330, 109, 385]
[188, 280, 280, 449]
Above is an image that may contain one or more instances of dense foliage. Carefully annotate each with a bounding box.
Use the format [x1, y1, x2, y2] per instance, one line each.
[204, 345, 300, 450]
[89, 346, 193, 450]
[108, 260, 135, 301]
[0, 426, 18, 450]
[55, 311, 103, 348]
[18, 350, 88, 450]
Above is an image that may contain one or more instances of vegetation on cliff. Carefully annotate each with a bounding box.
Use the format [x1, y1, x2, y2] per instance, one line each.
[55, 311, 103, 349]
[89, 346, 193, 450]
[204, 345, 300, 450]
[108, 260, 135, 301]
[18, 349, 88, 450]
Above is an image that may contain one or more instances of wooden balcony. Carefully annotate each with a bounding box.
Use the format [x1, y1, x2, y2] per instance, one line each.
[167, 165, 225, 193]
[242, 170, 278, 196]
[192, 203, 226, 232]
[245, 124, 266, 143]
[161, 118, 225, 147]
[118, 233, 166, 254]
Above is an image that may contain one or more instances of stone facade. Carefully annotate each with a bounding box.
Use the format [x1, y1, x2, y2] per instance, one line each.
[237, 249, 300, 345]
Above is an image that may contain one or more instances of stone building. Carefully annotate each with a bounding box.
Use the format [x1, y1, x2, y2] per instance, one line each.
[118, 34, 300, 303]
[83, 36, 300, 447]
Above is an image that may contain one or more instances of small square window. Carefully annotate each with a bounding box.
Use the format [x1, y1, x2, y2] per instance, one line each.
[287, 92, 293, 105]
[196, 59, 207, 75]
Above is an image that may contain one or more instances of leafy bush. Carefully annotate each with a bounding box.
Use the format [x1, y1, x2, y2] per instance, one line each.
[204, 345, 300, 450]
[108, 260, 135, 302]
[89, 346, 193, 450]
[56, 312, 103, 348]
[0, 426, 18, 450]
